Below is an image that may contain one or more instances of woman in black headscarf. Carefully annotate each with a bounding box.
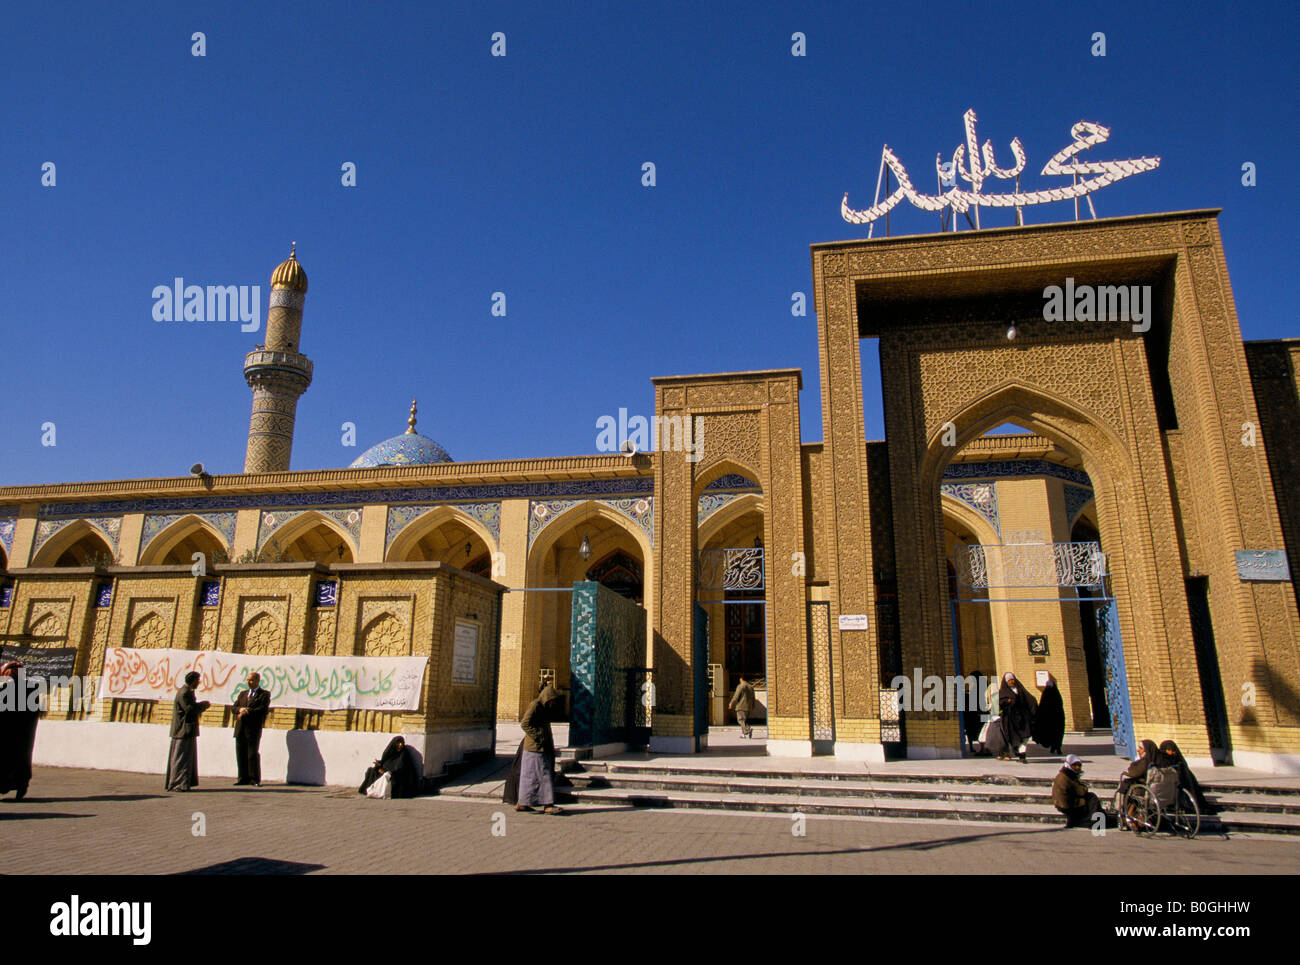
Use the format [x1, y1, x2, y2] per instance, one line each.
[1155, 739, 1215, 813]
[1115, 739, 1159, 829]
[0, 661, 40, 801]
[998, 672, 1038, 763]
[1032, 673, 1065, 755]
[358, 736, 420, 799]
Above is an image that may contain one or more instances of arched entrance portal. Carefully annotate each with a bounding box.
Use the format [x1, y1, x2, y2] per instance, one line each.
[697, 497, 767, 743]
[521, 501, 652, 716]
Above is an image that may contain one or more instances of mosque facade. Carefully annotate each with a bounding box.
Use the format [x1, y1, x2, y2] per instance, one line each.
[2, 208, 1298, 782]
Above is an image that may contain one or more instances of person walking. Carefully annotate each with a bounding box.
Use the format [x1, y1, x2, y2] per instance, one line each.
[516, 684, 563, 815]
[0, 661, 40, 801]
[165, 671, 210, 792]
[232, 672, 271, 786]
[729, 675, 756, 738]
[998, 672, 1038, 763]
[1032, 673, 1066, 755]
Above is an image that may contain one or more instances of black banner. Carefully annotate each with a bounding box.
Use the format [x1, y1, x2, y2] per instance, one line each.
[0, 645, 78, 680]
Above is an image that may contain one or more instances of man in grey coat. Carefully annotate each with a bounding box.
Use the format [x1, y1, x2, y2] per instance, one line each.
[165, 671, 210, 792]
[730, 676, 756, 738]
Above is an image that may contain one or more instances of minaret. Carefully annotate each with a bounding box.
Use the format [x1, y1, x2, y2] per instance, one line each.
[243, 244, 313, 473]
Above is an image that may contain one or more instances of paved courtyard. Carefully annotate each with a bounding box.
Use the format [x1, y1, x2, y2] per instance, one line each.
[2, 767, 1298, 875]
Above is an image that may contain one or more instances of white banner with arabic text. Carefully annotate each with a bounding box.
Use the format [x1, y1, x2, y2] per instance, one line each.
[97, 647, 428, 711]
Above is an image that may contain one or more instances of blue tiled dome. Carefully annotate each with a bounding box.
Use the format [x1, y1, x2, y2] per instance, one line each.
[349, 399, 452, 467]
[349, 432, 452, 468]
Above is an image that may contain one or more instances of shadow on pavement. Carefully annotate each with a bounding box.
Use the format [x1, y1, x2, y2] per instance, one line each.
[0, 811, 90, 821]
[7, 794, 167, 804]
[176, 857, 327, 875]
[479, 825, 1061, 874]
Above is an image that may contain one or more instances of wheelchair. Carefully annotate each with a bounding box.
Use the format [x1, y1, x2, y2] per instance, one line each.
[1112, 768, 1200, 838]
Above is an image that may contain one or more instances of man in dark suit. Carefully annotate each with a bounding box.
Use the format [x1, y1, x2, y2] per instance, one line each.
[165, 671, 210, 792]
[232, 672, 271, 786]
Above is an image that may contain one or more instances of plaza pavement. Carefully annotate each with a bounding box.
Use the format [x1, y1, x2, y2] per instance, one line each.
[3, 764, 1299, 875]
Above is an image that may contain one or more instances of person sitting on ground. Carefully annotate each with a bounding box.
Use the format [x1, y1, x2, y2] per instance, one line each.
[998, 671, 1038, 763]
[358, 735, 420, 799]
[1155, 739, 1215, 814]
[1052, 754, 1103, 828]
[1032, 673, 1065, 755]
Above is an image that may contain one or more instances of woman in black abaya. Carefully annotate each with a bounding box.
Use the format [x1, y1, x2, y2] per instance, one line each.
[358, 736, 421, 799]
[1032, 673, 1065, 755]
[998, 672, 1038, 763]
[1155, 739, 1215, 813]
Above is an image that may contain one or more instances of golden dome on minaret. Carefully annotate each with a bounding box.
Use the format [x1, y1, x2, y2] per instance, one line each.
[270, 242, 308, 292]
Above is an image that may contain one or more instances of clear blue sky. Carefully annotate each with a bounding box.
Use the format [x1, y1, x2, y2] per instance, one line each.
[1, 1, 1295, 485]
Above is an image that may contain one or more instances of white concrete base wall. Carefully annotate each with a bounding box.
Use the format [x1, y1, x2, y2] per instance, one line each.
[905, 744, 964, 760]
[766, 739, 813, 758]
[834, 741, 886, 762]
[1231, 750, 1300, 775]
[32, 720, 492, 787]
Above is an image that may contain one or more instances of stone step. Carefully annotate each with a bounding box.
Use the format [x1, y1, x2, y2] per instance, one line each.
[544, 784, 1300, 834]
[564, 771, 1300, 816]
[571, 760, 1300, 798]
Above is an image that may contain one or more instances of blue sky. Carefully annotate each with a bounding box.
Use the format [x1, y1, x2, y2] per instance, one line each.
[1, 0, 1295, 485]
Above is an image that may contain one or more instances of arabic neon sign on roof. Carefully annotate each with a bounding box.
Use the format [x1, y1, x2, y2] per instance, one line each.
[841, 109, 1160, 228]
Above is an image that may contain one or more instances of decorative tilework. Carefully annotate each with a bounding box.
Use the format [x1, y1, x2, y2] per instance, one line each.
[528, 497, 654, 550]
[0, 517, 15, 556]
[385, 502, 502, 552]
[569, 582, 647, 747]
[257, 507, 363, 553]
[38, 477, 654, 520]
[95, 582, 113, 608]
[1, 585, 14, 608]
[313, 580, 338, 607]
[941, 482, 1000, 533]
[943, 459, 1091, 487]
[349, 432, 453, 468]
[139, 511, 238, 555]
[1064, 483, 1096, 527]
[31, 516, 122, 557]
[268, 288, 305, 310]
[200, 580, 221, 607]
[705, 473, 760, 491]
[698, 492, 745, 525]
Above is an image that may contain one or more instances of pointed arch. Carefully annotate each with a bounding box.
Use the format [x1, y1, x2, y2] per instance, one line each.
[237, 612, 285, 656]
[693, 458, 762, 500]
[360, 611, 409, 657]
[698, 493, 766, 548]
[31, 520, 116, 567]
[128, 611, 171, 649]
[527, 499, 652, 575]
[385, 505, 497, 564]
[261, 510, 356, 564]
[138, 514, 229, 566]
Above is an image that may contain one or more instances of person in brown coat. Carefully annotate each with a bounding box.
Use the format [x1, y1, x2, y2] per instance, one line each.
[516, 684, 563, 814]
[1052, 754, 1103, 828]
[729, 676, 756, 738]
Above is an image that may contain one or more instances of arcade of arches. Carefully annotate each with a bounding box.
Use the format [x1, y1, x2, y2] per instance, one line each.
[2, 209, 1298, 777]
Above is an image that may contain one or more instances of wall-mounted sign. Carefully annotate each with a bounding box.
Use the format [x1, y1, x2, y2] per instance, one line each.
[1235, 550, 1291, 582]
[1027, 634, 1050, 656]
[842, 109, 1160, 229]
[838, 614, 869, 631]
[452, 620, 480, 685]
